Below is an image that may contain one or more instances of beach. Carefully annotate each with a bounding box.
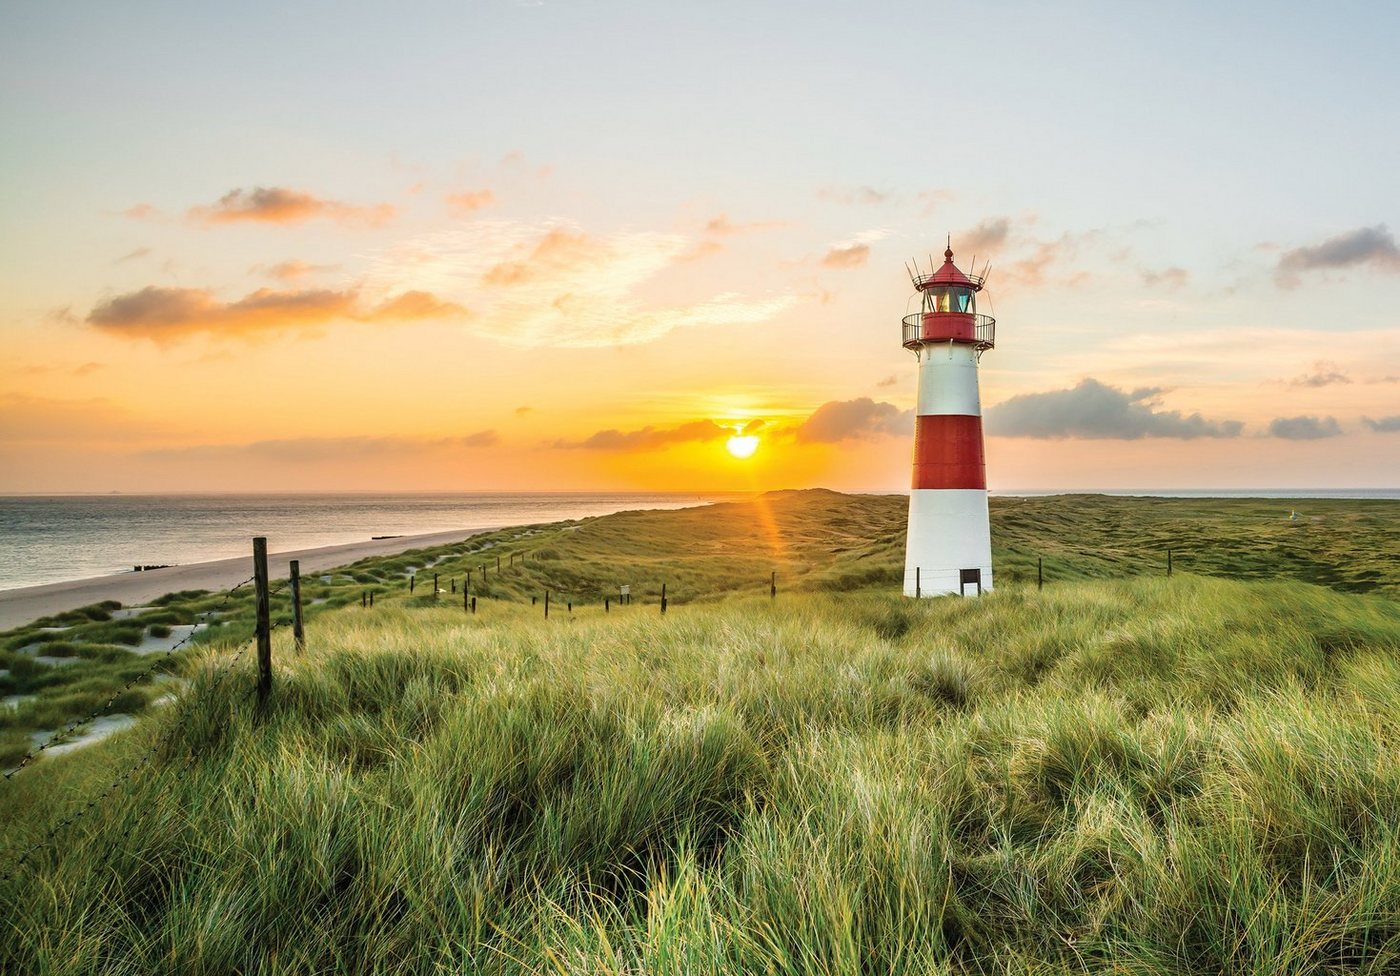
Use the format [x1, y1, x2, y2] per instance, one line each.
[0, 526, 490, 631]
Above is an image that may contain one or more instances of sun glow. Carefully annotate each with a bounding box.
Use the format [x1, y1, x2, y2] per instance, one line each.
[726, 434, 759, 459]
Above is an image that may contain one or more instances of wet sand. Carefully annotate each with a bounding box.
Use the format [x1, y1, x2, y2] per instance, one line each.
[0, 527, 491, 631]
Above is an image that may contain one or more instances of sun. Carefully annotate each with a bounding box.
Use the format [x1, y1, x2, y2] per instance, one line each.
[726, 434, 759, 459]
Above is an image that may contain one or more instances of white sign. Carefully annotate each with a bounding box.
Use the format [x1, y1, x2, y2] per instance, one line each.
[619, 585, 630, 596]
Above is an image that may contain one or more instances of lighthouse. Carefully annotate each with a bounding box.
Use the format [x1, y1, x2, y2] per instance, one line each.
[901, 244, 995, 598]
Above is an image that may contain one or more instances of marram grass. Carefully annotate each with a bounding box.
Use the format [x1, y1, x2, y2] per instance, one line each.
[3, 570, 1400, 974]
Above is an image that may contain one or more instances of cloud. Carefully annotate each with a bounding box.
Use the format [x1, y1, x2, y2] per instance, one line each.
[985, 378, 1244, 440]
[817, 186, 888, 206]
[1275, 225, 1400, 287]
[1267, 415, 1342, 440]
[1363, 415, 1400, 432]
[256, 260, 339, 281]
[822, 243, 870, 269]
[703, 214, 781, 236]
[360, 220, 794, 348]
[87, 285, 466, 340]
[1142, 266, 1189, 289]
[876, 374, 898, 388]
[555, 419, 732, 451]
[514, 405, 534, 416]
[446, 189, 496, 215]
[1286, 361, 1351, 388]
[958, 218, 1011, 255]
[190, 187, 396, 227]
[122, 203, 159, 220]
[114, 247, 151, 264]
[796, 398, 912, 444]
[144, 432, 498, 462]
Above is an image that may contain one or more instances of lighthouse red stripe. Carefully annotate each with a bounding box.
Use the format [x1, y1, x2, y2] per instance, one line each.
[911, 415, 986, 489]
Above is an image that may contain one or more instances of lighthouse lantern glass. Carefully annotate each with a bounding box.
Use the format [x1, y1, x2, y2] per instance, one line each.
[927, 286, 975, 314]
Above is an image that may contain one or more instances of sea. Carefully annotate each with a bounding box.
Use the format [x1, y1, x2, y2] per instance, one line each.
[0, 492, 734, 592]
[1, 489, 1395, 593]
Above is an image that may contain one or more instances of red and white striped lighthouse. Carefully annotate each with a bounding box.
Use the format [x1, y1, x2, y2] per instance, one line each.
[901, 244, 996, 598]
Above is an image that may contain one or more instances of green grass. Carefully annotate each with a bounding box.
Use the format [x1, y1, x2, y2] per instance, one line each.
[1, 491, 1398, 974]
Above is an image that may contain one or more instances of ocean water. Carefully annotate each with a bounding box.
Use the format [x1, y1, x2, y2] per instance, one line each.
[0, 492, 734, 591]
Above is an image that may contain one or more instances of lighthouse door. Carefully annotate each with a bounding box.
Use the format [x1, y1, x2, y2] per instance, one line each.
[959, 568, 982, 596]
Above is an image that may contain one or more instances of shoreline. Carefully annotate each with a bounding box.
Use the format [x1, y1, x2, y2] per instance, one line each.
[0, 526, 493, 631]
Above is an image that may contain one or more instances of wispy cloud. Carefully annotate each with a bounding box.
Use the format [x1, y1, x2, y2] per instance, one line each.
[446, 189, 496, 215]
[87, 285, 465, 340]
[1363, 415, 1400, 433]
[190, 187, 396, 227]
[554, 419, 732, 451]
[985, 379, 1244, 439]
[821, 229, 889, 269]
[1285, 361, 1351, 388]
[255, 260, 339, 281]
[1141, 266, 1189, 289]
[1275, 225, 1400, 287]
[796, 398, 912, 443]
[1266, 415, 1342, 439]
[361, 220, 794, 347]
[817, 186, 889, 206]
[143, 431, 499, 462]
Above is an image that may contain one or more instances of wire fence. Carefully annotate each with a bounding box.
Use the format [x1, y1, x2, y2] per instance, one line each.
[3, 574, 259, 781]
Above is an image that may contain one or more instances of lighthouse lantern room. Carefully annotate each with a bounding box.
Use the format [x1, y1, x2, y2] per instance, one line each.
[901, 243, 996, 598]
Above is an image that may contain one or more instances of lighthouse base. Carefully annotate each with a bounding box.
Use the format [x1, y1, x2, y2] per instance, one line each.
[903, 488, 994, 598]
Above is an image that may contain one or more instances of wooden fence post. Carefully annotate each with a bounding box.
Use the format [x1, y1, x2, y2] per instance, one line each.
[770, 571, 776, 600]
[433, 573, 439, 599]
[1167, 549, 1173, 577]
[496, 556, 501, 572]
[361, 591, 366, 608]
[1037, 557, 1043, 591]
[290, 559, 305, 652]
[605, 598, 610, 612]
[471, 596, 476, 614]
[661, 583, 668, 615]
[369, 591, 374, 607]
[545, 591, 550, 619]
[915, 567, 921, 599]
[410, 574, 415, 594]
[253, 537, 271, 702]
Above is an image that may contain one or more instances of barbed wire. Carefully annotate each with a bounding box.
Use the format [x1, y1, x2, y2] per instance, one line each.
[1, 618, 290, 882]
[3, 574, 258, 782]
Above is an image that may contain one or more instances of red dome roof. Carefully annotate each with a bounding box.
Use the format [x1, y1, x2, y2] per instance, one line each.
[913, 246, 985, 292]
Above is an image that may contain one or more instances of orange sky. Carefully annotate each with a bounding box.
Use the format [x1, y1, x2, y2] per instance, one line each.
[3, 3, 1399, 493]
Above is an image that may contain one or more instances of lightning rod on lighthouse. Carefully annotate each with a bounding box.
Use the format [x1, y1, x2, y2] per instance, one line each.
[901, 242, 995, 598]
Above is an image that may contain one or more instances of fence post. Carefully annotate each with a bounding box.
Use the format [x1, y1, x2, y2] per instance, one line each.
[253, 537, 271, 703]
[661, 583, 668, 615]
[451, 578, 456, 594]
[1167, 548, 1173, 577]
[497, 556, 501, 572]
[770, 571, 776, 600]
[915, 567, 921, 599]
[568, 601, 572, 613]
[290, 559, 305, 652]
[433, 573, 439, 599]
[369, 591, 374, 607]
[605, 598, 610, 613]
[467, 568, 472, 590]
[1037, 557, 1043, 591]
[410, 574, 415, 594]
[545, 590, 550, 619]
[471, 596, 476, 614]
[361, 591, 367, 608]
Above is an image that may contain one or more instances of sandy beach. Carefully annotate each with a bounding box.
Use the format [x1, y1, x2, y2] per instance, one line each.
[0, 527, 491, 631]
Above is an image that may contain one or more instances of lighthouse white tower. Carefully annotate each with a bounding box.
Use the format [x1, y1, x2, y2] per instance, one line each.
[901, 244, 995, 598]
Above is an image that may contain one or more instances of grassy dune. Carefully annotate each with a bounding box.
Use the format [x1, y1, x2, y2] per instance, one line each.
[2, 491, 1400, 974]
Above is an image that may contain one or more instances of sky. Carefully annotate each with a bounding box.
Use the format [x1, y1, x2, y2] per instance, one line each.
[3, 0, 1399, 493]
